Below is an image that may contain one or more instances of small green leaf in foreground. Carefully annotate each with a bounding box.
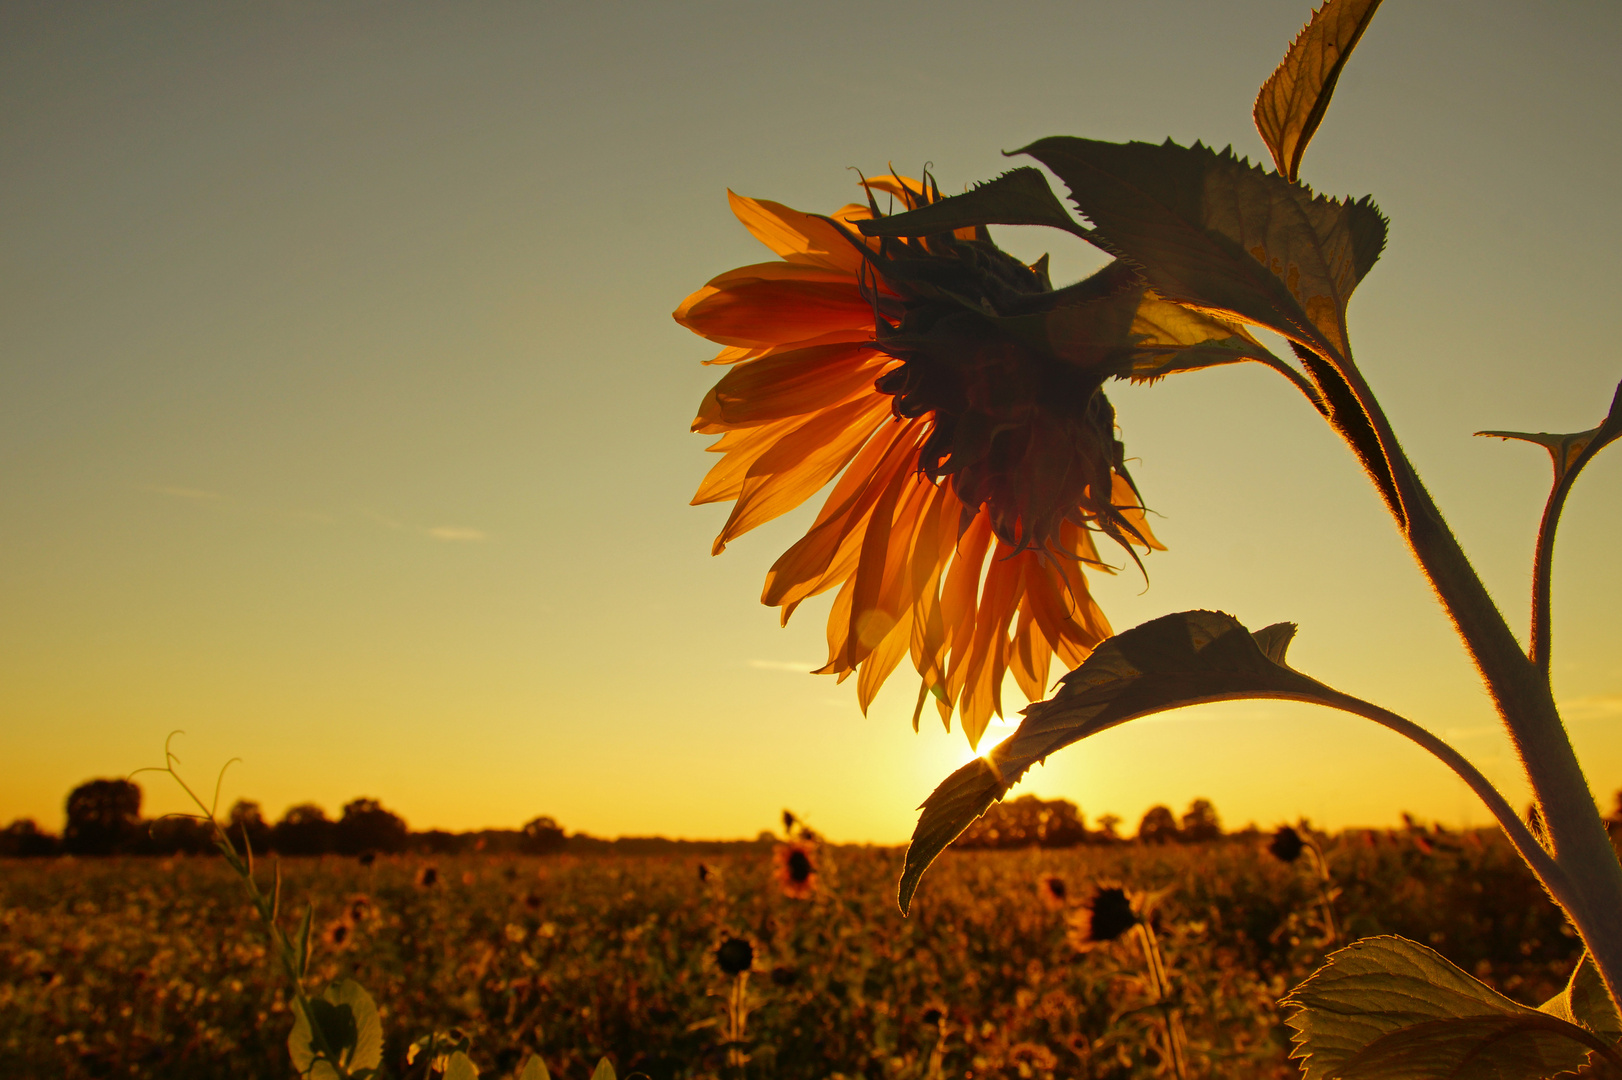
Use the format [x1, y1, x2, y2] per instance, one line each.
[444, 1050, 481, 1080]
[591, 1058, 619, 1080]
[898, 610, 1332, 913]
[517, 1054, 553, 1080]
[1254, 0, 1385, 182]
[1282, 935, 1620, 1080]
[288, 979, 384, 1080]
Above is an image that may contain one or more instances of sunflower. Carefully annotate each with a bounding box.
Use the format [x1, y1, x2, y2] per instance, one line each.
[675, 172, 1163, 747]
[772, 840, 818, 900]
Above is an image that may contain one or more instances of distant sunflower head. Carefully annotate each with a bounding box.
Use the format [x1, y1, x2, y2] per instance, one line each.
[321, 918, 353, 951]
[715, 936, 754, 976]
[1037, 873, 1069, 910]
[414, 865, 440, 890]
[1067, 884, 1142, 949]
[674, 171, 1163, 748]
[1269, 825, 1305, 864]
[773, 841, 818, 900]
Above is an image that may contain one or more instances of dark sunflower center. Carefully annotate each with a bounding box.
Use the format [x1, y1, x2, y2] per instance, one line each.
[787, 849, 813, 883]
[1088, 887, 1139, 942]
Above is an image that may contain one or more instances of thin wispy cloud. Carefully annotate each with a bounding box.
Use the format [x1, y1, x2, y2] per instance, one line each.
[426, 526, 487, 542]
[1563, 694, 1622, 721]
[142, 485, 222, 500]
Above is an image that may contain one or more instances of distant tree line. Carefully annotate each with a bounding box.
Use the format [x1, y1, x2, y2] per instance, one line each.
[950, 794, 1230, 850]
[0, 778, 578, 858]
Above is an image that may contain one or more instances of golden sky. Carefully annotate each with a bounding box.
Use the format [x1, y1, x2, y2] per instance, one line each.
[3, 1, 1620, 842]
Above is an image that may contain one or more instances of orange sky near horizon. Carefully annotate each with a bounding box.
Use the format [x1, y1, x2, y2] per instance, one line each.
[3, 1, 1621, 844]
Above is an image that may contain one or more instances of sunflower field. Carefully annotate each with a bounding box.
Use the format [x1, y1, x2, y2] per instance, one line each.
[0, 827, 1581, 1080]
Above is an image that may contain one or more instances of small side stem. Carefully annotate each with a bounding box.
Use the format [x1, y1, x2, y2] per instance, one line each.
[1317, 356, 1622, 1005]
[1136, 920, 1188, 1080]
[1307, 687, 1570, 901]
[1303, 839, 1342, 948]
[1529, 461, 1578, 681]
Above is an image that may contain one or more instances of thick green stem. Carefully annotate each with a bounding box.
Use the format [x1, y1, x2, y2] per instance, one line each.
[1328, 360, 1622, 1006]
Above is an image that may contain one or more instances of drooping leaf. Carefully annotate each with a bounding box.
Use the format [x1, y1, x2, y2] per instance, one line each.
[517, 1055, 553, 1080]
[1477, 378, 1622, 488]
[444, 1050, 481, 1080]
[590, 1058, 618, 1080]
[1540, 952, 1622, 1044]
[1018, 136, 1387, 365]
[856, 167, 1083, 238]
[1334, 1014, 1611, 1080]
[898, 611, 1333, 912]
[288, 979, 384, 1080]
[1255, 0, 1385, 182]
[1282, 936, 1615, 1080]
[1120, 292, 1285, 381]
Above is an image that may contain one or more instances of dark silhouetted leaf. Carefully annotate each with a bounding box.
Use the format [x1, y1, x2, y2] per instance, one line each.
[1018, 136, 1386, 365]
[1283, 936, 1616, 1080]
[1255, 0, 1385, 182]
[1477, 378, 1622, 488]
[898, 611, 1332, 912]
[857, 167, 1082, 238]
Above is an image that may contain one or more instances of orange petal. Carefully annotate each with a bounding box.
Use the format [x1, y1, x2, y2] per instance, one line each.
[1112, 471, 1166, 551]
[679, 278, 875, 349]
[728, 191, 868, 275]
[692, 415, 807, 505]
[706, 344, 890, 428]
[713, 397, 890, 551]
[761, 419, 918, 607]
[856, 616, 911, 714]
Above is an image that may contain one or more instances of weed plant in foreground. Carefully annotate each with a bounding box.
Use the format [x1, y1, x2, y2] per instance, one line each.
[0, 831, 1579, 1079]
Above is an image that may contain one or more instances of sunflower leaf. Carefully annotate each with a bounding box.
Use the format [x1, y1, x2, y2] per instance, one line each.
[856, 167, 1082, 238]
[898, 610, 1334, 913]
[591, 1058, 618, 1080]
[1281, 936, 1614, 1080]
[1017, 136, 1387, 365]
[1476, 378, 1622, 488]
[1255, 0, 1385, 182]
[518, 1055, 553, 1080]
[288, 979, 385, 1080]
[1540, 953, 1622, 1044]
[444, 1051, 480, 1080]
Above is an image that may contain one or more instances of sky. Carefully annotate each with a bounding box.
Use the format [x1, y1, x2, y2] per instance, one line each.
[3, 1, 1620, 844]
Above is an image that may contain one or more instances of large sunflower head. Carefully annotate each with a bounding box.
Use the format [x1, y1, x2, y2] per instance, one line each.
[674, 171, 1163, 747]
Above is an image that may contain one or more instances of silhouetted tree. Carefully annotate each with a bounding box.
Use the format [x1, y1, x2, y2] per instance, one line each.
[64, 778, 143, 855]
[334, 798, 409, 855]
[1181, 798, 1223, 842]
[144, 815, 216, 855]
[0, 818, 60, 857]
[1096, 814, 1122, 842]
[227, 799, 272, 854]
[270, 803, 335, 855]
[953, 796, 1091, 849]
[1136, 804, 1180, 844]
[522, 816, 567, 855]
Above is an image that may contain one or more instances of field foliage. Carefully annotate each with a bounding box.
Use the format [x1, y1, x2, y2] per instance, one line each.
[0, 830, 1580, 1080]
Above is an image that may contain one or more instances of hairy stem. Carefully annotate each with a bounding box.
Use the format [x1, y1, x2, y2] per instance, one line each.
[1530, 459, 1579, 681]
[1323, 357, 1622, 1006]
